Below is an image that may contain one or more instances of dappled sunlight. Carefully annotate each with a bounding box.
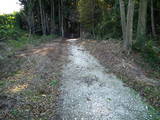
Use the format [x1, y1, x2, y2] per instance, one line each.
[67, 38, 79, 42]
[17, 46, 55, 57]
[6, 70, 33, 82]
[32, 47, 55, 56]
[80, 40, 97, 46]
[9, 84, 28, 93]
[80, 41, 86, 45]
[17, 53, 26, 57]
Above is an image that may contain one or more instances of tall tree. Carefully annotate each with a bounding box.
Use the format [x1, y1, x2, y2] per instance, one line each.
[51, 0, 56, 34]
[78, 0, 101, 38]
[119, 0, 135, 53]
[136, 0, 148, 45]
[39, 0, 47, 35]
[151, 0, 156, 37]
[119, 0, 126, 47]
[61, 0, 64, 37]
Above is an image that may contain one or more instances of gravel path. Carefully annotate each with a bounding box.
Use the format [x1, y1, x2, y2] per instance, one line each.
[56, 39, 158, 120]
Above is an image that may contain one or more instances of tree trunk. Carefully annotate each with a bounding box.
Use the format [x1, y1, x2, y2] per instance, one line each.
[136, 0, 148, 42]
[27, 14, 32, 35]
[45, 13, 49, 34]
[151, 0, 156, 37]
[119, 0, 126, 46]
[58, 0, 61, 34]
[61, 0, 64, 37]
[91, 0, 95, 38]
[26, 0, 34, 35]
[125, 0, 135, 53]
[119, 0, 135, 53]
[31, 11, 35, 34]
[39, 0, 46, 35]
[51, 0, 55, 34]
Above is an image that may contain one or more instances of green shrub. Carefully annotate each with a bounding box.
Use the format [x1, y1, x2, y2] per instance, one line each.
[133, 38, 160, 73]
[0, 13, 22, 40]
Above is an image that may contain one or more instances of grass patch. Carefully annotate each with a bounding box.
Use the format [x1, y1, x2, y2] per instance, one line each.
[49, 80, 58, 87]
[0, 81, 6, 87]
[6, 34, 58, 51]
[10, 109, 21, 116]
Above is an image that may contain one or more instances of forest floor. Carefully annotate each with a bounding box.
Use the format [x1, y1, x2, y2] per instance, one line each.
[0, 38, 160, 120]
[0, 38, 68, 119]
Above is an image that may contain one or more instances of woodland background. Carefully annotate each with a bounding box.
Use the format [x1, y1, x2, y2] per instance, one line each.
[0, 0, 160, 71]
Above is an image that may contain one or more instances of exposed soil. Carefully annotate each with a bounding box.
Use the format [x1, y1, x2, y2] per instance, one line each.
[82, 39, 160, 111]
[0, 38, 68, 120]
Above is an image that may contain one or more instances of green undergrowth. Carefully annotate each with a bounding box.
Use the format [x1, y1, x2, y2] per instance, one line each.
[0, 13, 58, 60]
[133, 37, 160, 79]
[0, 34, 58, 60]
[6, 34, 58, 50]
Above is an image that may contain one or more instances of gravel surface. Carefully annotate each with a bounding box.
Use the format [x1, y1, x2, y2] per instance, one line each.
[56, 39, 158, 120]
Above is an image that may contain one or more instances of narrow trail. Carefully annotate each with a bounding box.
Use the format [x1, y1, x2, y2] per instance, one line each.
[56, 39, 157, 120]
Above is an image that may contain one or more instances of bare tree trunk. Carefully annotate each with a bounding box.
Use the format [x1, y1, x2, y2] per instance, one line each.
[58, 0, 61, 33]
[151, 0, 156, 37]
[61, 0, 64, 37]
[39, 0, 46, 35]
[92, 0, 95, 38]
[136, 0, 148, 41]
[119, 0, 135, 53]
[45, 13, 49, 34]
[43, 9, 47, 35]
[51, 0, 55, 34]
[125, 0, 135, 53]
[27, 14, 32, 35]
[119, 0, 126, 47]
[31, 12, 35, 34]
[26, 0, 34, 35]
